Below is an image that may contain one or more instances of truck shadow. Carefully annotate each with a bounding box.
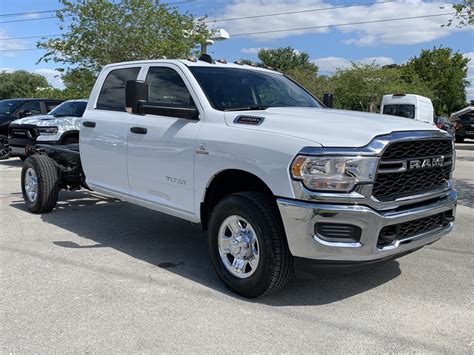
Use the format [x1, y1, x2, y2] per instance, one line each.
[0, 158, 23, 168]
[10, 191, 401, 306]
[453, 179, 474, 208]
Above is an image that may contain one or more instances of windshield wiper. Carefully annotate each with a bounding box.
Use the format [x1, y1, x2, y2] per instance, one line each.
[224, 105, 269, 111]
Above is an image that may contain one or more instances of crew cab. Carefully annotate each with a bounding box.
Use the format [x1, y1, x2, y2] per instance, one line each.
[9, 99, 87, 160]
[0, 98, 63, 159]
[20, 57, 457, 297]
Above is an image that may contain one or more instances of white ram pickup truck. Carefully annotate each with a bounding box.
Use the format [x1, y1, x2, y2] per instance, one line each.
[20, 57, 457, 297]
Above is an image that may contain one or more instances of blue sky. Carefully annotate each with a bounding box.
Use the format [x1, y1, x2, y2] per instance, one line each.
[1, 0, 473, 100]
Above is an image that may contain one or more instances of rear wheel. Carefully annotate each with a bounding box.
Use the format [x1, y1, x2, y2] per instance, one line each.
[19, 155, 27, 161]
[21, 155, 59, 213]
[208, 192, 293, 298]
[455, 135, 464, 143]
[0, 135, 10, 160]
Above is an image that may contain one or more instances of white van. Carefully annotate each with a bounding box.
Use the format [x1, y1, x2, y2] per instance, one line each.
[381, 94, 434, 124]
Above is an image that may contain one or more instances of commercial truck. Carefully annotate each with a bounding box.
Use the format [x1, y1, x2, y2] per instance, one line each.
[20, 57, 457, 297]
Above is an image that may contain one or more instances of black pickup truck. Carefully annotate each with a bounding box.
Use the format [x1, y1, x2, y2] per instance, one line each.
[0, 98, 63, 159]
[452, 107, 474, 143]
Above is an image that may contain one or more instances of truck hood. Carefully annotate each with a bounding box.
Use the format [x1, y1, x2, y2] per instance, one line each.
[224, 107, 440, 147]
[11, 115, 79, 128]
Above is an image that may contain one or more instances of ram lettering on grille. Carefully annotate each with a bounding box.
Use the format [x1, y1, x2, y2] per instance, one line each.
[373, 139, 453, 201]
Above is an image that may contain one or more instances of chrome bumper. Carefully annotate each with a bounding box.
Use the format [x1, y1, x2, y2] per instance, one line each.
[277, 190, 457, 261]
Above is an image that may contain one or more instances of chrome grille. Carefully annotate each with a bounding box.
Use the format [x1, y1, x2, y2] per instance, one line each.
[373, 139, 453, 201]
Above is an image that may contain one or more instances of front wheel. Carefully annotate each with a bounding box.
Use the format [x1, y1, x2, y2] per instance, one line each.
[208, 192, 293, 298]
[21, 154, 59, 213]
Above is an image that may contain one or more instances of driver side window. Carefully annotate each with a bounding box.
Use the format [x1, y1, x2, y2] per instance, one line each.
[145, 67, 195, 108]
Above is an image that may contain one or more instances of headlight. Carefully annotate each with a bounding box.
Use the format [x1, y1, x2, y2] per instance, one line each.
[38, 126, 58, 135]
[291, 155, 379, 192]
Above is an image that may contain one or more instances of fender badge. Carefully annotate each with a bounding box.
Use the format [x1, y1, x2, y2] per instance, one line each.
[234, 116, 265, 125]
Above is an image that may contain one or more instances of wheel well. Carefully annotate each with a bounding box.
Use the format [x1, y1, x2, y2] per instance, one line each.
[60, 131, 79, 144]
[200, 169, 275, 230]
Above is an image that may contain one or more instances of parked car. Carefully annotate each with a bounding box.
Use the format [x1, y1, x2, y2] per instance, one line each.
[450, 106, 474, 143]
[20, 57, 456, 297]
[0, 98, 63, 159]
[435, 116, 455, 138]
[381, 94, 434, 124]
[9, 100, 87, 160]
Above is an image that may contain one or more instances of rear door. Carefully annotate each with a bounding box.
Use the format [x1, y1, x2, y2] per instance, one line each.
[80, 65, 142, 195]
[126, 64, 203, 214]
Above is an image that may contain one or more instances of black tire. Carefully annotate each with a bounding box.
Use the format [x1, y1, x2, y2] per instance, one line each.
[455, 135, 464, 143]
[0, 135, 10, 160]
[208, 192, 293, 298]
[21, 154, 59, 213]
[19, 155, 27, 161]
[62, 136, 79, 145]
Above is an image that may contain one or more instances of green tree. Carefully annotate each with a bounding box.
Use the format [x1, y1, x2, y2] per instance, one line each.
[61, 68, 96, 99]
[38, 0, 211, 72]
[0, 71, 50, 99]
[331, 64, 433, 112]
[404, 47, 470, 115]
[258, 47, 318, 74]
[443, 0, 473, 27]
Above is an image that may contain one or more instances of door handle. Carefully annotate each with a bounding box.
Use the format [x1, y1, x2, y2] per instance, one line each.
[130, 127, 147, 134]
[83, 121, 96, 128]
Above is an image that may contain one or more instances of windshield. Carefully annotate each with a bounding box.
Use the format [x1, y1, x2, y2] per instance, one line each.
[49, 101, 87, 117]
[0, 100, 22, 115]
[189, 67, 321, 111]
[383, 104, 415, 119]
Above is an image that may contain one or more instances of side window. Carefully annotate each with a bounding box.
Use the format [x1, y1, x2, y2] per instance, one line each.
[145, 67, 195, 108]
[18, 101, 42, 117]
[97, 67, 140, 111]
[45, 101, 61, 112]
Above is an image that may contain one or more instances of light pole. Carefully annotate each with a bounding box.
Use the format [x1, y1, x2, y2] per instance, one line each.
[201, 28, 230, 54]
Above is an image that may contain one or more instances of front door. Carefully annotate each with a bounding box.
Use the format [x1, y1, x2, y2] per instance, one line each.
[127, 65, 202, 214]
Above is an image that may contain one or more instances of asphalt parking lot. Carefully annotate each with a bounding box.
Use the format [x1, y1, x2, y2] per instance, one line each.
[1, 142, 473, 353]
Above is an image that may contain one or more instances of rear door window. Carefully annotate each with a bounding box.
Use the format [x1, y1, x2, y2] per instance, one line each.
[96, 67, 140, 111]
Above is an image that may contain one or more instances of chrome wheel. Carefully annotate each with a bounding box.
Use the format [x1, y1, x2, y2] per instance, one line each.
[218, 215, 260, 279]
[24, 167, 38, 203]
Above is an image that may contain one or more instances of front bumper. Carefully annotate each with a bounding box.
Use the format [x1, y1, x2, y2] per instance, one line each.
[277, 190, 457, 262]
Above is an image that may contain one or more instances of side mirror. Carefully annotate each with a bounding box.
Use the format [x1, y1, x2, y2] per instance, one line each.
[125, 80, 148, 114]
[323, 93, 334, 108]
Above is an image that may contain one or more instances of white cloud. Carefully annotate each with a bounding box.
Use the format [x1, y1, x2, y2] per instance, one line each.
[212, 0, 470, 45]
[240, 47, 268, 54]
[314, 56, 395, 74]
[23, 12, 41, 19]
[0, 29, 30, 57]
[34, 68, 64, 89]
